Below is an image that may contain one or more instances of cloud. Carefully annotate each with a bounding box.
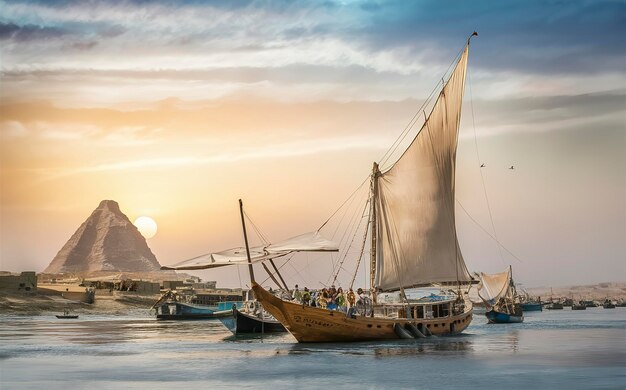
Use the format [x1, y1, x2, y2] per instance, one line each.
[0, 22, 69, 41]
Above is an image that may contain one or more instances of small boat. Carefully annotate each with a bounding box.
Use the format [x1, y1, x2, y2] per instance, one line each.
[56, 309, 78, 319]
[219, 301, 287, 334]
[155, 301, 233, 320]
[545, 302, 564, 310]
[571, 301, 586, 310]
[583, 300, 598, 308]
[478, 266, 524, 324]
[518, 290, 542, 311]
[152, 290, 240, 320]
[485, 309, 523, 323]
[602, 299, 615, 309]
[617, 300, 626, 308]
[545, 288, 563, 309]
[520, 302, 542, 312]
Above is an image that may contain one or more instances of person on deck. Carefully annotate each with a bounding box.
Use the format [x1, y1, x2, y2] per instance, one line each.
[336, 287, 346, 312]
[319, 288, 329, 309]
[302, 287, 311, 305]
[347, 288, 356, 308]
[292, 285, 302, 302]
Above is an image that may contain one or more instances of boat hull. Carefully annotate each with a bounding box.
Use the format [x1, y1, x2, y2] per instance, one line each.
[56, 315, 79, 319]
[520, 303, 542, 312]
[252, 282, 473, 343]
[485, 309, 523, 324]
[219, 308, 287, 334]
[157, 309, 231, 320]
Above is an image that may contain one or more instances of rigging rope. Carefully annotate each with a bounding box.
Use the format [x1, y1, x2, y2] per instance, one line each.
[456, 199, 523, 263]
[317, 177, 369, 232]
[468, 67, 506, 266]
[244, 210, 270, 245]
[332, 198, 370, 286]
[259, 254, 295, 286]
[350, 204, 371, 290]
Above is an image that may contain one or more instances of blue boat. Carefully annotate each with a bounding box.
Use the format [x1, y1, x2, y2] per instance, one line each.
[152, 290, 243, 320]
[486, 309, 524, 323]
[155, 301, 234, 320]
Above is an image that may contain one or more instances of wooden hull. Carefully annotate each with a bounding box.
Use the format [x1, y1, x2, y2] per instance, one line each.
[485, 309, 523, 324]
[252, 282, 473, 343]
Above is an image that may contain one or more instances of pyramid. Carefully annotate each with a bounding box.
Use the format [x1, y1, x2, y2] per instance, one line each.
[44, 200, 162, 274]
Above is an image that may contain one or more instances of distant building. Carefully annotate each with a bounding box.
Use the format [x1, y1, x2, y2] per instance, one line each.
[119, 280, 161, 294]
[192, 281, 217, 290]
[163, 280, 186, 290]
[191, 291, 245, 306]
[0, 272, 37, 292]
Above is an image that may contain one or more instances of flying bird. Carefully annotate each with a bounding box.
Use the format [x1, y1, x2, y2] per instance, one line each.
[480, 163, 485, 168]
[509, 165, 515, 170]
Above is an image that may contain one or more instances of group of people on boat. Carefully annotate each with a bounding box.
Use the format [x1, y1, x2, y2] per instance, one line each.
[288, 285, 370, 313]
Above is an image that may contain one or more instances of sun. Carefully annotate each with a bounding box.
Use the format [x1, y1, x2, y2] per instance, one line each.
[134, 216, 158, 239]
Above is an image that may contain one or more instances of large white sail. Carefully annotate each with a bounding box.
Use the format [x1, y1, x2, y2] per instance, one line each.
[477, 266, 512, 306]
[162, 231, 338, 270]
[374, 46, 472, 291]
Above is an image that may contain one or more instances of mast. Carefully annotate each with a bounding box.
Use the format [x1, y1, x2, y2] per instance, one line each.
[239, 199, 256, 284]
[370, 162, 379, 303]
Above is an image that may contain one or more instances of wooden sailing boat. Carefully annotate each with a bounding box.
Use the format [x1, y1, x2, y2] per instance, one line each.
[249, 33, 479, 342]
[479, 266, 524, 323]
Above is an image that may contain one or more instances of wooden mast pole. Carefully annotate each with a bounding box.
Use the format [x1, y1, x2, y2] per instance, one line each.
[268, 259, 290, 291]
[370, 162, 379, 304]
[239, 199, 256, 284]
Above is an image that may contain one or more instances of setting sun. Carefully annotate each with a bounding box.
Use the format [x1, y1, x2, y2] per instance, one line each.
[134, 216, 158, 239]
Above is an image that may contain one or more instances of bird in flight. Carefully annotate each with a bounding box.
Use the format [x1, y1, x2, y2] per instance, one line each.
[509, 165, 515, 170]
[480, 163, 485, 168]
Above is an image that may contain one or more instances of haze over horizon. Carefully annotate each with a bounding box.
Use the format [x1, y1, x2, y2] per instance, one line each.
[1, 0, 624, 288]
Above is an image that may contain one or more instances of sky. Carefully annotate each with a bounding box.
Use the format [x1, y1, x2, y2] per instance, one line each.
[1, 0, 624, 289]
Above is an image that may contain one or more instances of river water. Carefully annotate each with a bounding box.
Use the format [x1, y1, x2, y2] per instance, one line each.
[1, 308, 624, 389]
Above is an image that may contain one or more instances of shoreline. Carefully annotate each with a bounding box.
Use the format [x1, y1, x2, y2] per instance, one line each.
[0, 290, 160, 316]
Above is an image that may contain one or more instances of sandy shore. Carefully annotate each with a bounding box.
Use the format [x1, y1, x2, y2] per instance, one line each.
[526, 282, 626, 301]
[0, 289, 160, 316]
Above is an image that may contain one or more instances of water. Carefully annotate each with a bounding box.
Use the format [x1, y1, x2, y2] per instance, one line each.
[1, 308, 624, 389]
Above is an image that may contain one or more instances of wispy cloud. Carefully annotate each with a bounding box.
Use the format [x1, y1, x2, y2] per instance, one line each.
[34, 135, 387, 179]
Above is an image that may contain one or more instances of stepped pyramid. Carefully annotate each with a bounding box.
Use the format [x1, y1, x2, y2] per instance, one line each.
[44, 200, 162, 274]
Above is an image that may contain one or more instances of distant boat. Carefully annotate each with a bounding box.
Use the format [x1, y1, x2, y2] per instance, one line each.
[571, 301, 586, 310]
[520, 302, 542, 311]
[617, 300, 626, 308]
[602, 299, 616, 309]
[56, 308, 78, 319]
[583, 300, 598, 308]
[545, 302, 564, 310]
[545, 288, 563, 310]
[519, 291, 542, 312]
[219, 302, 287, 334]
[478, 266, 524, 324]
